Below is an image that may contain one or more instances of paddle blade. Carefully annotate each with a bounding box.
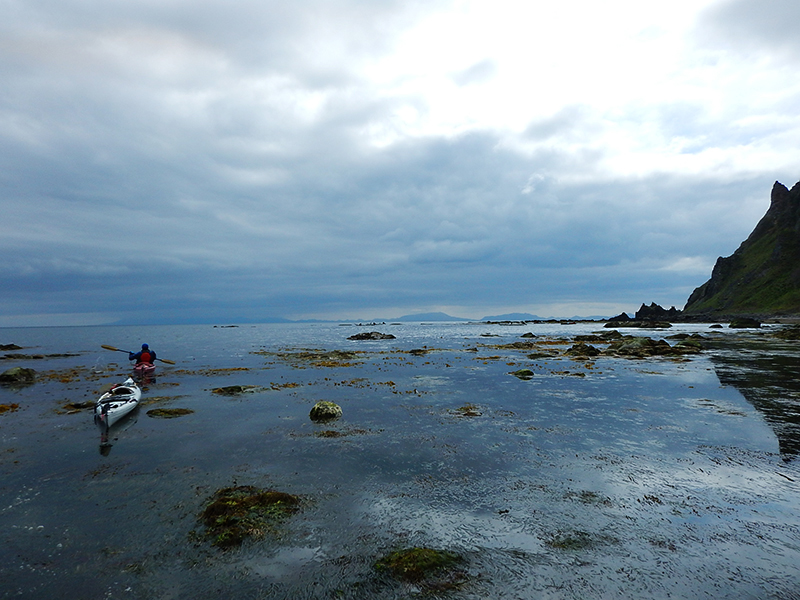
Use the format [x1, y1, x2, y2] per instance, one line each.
[102, 345, 130, 354]
[158, 358, 176, 365]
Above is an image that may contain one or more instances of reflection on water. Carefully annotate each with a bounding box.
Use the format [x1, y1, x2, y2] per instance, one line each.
[98, 411, 140, 455]
[710, 333, 800, 460]
[1, 322, 800, 599]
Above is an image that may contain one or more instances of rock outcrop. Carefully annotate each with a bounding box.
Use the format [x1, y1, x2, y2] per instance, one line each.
[684, 180, 800, 317]
[0, 367, 35, 384]
[635, 303, 681, 321]
[347, 331, 396, 340]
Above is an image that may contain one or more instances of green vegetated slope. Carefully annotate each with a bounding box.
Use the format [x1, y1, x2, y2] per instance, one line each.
[684, 180, 800, 316]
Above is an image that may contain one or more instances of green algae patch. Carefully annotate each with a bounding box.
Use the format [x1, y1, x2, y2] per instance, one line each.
[201, 486, 301, 549]
[375, 547, 463, 583]
[147, 408, 194, 418]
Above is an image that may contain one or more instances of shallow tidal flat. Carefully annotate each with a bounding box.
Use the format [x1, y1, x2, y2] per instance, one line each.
[1, 322, 799, 599]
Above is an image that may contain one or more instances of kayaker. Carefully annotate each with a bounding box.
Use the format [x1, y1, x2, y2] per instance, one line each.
[129, 344, 156, 364]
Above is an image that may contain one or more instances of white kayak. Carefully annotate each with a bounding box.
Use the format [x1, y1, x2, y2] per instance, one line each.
[94, 377, 141, 429]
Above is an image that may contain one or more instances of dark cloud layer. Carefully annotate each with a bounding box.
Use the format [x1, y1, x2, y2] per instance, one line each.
[1, 0, 797, 325]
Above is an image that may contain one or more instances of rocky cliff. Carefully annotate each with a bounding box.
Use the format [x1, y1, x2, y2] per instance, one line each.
[683, 180, 800, 317]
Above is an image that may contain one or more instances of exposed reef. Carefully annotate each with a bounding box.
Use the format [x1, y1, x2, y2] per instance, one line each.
[347, 331, 396, 340]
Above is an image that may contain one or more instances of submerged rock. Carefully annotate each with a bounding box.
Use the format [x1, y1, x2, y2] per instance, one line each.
[0, 367, 35, 384]
[309, 400, 342, 421]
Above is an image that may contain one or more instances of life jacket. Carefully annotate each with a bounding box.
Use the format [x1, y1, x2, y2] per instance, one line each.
[139, 351, 152, 363]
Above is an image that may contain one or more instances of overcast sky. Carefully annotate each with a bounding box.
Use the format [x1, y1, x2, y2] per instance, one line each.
[2, 0, 799, 326]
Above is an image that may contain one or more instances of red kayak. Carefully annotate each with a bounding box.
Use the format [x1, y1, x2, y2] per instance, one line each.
[133, 362, 156, 376]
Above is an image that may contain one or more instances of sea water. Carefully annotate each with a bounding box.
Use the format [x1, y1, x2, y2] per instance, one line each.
[1, 321, 799, 599]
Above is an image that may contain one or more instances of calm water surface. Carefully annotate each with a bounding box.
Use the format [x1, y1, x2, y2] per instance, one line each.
[1, 322, 799, 599]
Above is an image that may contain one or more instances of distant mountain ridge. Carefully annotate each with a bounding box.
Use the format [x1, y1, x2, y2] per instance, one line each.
[684, 179, 800, 317]
[391, 312, 472, 322]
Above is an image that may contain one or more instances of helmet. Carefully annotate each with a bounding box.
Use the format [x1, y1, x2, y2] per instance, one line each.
[142, 344, 149, 349]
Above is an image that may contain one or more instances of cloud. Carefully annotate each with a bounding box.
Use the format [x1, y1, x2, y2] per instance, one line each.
[1, 0, 798, 325]
[699, 0, 800, 58]
[451, 59, 498, 86]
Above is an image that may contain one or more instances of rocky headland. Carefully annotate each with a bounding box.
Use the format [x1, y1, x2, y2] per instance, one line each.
[683, 180, 800, 319]
[629, 179, 800, 324]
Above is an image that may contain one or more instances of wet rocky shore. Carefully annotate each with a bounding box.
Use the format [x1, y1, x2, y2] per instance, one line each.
[1, 321, 799, 599]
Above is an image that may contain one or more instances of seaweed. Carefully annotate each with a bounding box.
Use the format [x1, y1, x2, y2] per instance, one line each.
[200, 485, 301, 548]
[146, 408, 194, 418]
[375, 546, 463, 583]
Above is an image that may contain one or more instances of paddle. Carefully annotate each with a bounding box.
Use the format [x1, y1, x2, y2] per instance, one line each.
[101, 344, 176, 365]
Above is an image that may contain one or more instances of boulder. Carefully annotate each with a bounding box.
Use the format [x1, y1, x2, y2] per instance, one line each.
[510, 369, 534, 380]
[0, 367, 35, 384]
[309, 401, 343, 422]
